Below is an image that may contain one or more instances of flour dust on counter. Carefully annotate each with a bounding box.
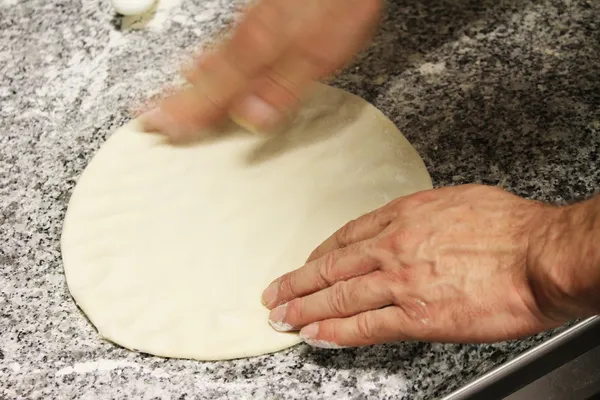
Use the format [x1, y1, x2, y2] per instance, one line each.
[60, 83, 432, 361]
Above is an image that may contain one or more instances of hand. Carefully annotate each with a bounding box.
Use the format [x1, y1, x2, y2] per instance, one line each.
[142, 0, 382, 140]
[261, 185, 572, 348]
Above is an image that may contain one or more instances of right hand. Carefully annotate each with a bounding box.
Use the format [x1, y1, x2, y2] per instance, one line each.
[142, 0, 382, 140]
[261, 185, 571, 348]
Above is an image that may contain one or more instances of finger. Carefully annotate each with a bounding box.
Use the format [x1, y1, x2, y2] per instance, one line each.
[186, 0, 312, 116]
[290, 0, 382, 78]
[299, 306, 410, 348]
[146, 0, 312, 139]
[131, 85, 181, 117]
[181, 52, 207, 83]
[228, 52, 318, 133]
[307, 207, 395, 263]
[229, 0, 380, 133]
[141, 88, 228, 141]
[262, 242, 379, 309]
[222, 0, 324, 75]
[268, 272, 392, 331]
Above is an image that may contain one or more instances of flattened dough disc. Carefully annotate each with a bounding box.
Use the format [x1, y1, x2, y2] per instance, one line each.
[61, 84, 433, 360]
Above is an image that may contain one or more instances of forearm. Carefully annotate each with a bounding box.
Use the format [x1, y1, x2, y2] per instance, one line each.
[528, 195, 600, 321]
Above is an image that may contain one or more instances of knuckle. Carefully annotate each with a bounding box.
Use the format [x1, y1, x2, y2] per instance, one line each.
[328, 282, 350, 315]
[318, 320, 338, 343]
[367, 271, 394, 299]
[355, 312, 377, 341]
[376, 227, 412, 255]
[243, 17, 277, 51]
[261, 71, 302, 106]
[405, 190, 438, 208]
[202, 90, 229, 110]
[336, 220, 357, 247]
[284, 298, 304, 325]
[384, 262, 414, 286]
[394, 227, 413, 247]
[317, 251, 338, 286]
[370, 210, 393, 233]
[279, 272, 299, 300]
[394, 297, 432, 325]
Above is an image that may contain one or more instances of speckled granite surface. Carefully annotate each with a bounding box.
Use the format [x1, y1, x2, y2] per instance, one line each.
[1, 0, 599, 399]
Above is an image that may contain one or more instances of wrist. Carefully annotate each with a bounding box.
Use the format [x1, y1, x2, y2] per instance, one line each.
[527, 199, 600, 322]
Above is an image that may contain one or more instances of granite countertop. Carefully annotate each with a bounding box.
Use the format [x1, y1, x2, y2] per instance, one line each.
[1, 0, 599, 399]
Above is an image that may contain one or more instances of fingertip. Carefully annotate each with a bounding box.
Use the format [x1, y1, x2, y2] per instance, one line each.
[181, 51, 209, 83]
[299, 322, 319, 340]
[139, 108, 164, 133]
[261, 280, 279, 308]
[229, 113, 262, 135]
[139, 108, 192, 142]
[300, 323, 347, 349]
[268, 303, 293, 332]
[230, 95, 285, 134]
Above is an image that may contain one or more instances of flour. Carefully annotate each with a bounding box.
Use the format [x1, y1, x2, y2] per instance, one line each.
[55, 359, 142, 376]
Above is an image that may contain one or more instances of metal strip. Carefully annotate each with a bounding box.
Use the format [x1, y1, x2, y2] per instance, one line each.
[441, 316, 600, 400]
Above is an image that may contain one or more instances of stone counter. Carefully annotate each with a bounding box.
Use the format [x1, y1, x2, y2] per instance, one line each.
[1, 0, 598, 398]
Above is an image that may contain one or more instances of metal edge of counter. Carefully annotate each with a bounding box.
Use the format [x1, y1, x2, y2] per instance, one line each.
[441, 316, 600, 400]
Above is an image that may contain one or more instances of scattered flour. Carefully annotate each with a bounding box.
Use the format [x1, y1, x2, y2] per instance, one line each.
[56, 359, 142, 376]
[418, 62, 446, 75]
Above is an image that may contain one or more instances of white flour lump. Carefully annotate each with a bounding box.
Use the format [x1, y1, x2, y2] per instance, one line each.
[61, 84, 433, 360]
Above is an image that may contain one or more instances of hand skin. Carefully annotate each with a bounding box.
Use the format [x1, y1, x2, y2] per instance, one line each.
[142, 0, 382, 141]
[261, 184, 600, 348]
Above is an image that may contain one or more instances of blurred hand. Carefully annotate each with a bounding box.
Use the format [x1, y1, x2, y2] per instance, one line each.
[143, 0, 382, 140]
[261, 185, 571, 348]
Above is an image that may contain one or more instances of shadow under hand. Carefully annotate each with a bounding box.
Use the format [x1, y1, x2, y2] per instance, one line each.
[298, 338, 533, 398]
[243, 85, 365, 166]
[165, 84, 369, 166]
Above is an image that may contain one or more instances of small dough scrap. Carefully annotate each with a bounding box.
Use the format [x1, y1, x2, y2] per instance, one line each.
[112, 0, 155, 15]
[61, 84, 433, 360]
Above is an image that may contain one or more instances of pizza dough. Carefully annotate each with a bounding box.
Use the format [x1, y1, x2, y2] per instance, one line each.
[61, 84, 433, 360]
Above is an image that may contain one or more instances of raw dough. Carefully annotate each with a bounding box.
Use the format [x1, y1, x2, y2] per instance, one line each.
[61, 84, 433, 360]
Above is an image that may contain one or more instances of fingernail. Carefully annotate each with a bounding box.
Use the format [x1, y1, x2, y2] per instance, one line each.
[261, 280, 278, 307]
[140, 108, 176, 134]
[140, 108, 188, 139]
[229, 113, 261, 135]
[231, 95, 282, 133]
[300, 324, 346, 348]
[299, 323, 319, 340]
[268, 303, 293, 332]
[140, 108, 164, 132]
